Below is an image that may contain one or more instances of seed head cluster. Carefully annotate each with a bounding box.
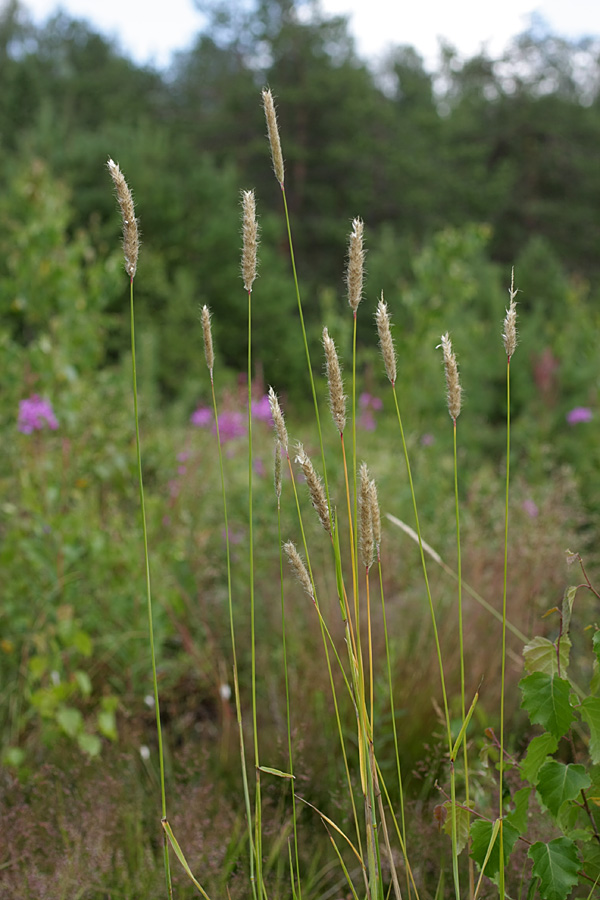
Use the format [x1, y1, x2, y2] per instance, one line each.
[107, 158, 139, 279]
[503, 269, 518, 359]
[262, 88, 285, 186]
[346, 217, 365, 313]
[201, 305, 214, 374]
[376, 294, 397, 386]
[295, 443, 331, 536]
[241, 189, 258, 292]
[440, 333, 462, 421]
[323, 327, 346, 435]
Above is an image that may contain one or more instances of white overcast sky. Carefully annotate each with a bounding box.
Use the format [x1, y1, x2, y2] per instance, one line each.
[16, 0, 600, 70]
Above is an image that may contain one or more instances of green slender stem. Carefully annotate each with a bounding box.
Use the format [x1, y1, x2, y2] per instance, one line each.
[280, 186, 332, 519]
[129, 277, 172, 898]
[247, 287, 263, 899]
[391, 384, 457, 897]
[276, 494, 301, 899]
[499, 357, 512, 900]
[453, 419, 473, 899]
[209, 373, 257, 900]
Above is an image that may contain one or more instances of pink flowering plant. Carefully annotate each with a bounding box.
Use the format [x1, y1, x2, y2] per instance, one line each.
[18, 395, 58, 434]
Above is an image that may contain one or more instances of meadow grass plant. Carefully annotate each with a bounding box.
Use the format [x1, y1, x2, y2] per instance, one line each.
[96, 91, 600, 900]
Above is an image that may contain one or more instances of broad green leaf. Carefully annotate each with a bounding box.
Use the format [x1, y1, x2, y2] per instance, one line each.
[523, 636, 571, 677]
[520, 673, 574, 740]
[470, 819, 519, 880]
[561, 586, 577, 634]
[74, 670, 92, 696]
[98, 708, 117, 740]
[581, 840, 600, 882]
[77, 732, 101, 756]
[521, 733, 559, 784]
[579, 697, 600, 764]
[528, 838, 580, 900]
[73, 629, 93, 657]
[591, 659, 600, 697]
[442, 802, 471, 855]
[57, 705, 83, 737]
[537, 761, 591, 818]
[507, 786, 531, 834]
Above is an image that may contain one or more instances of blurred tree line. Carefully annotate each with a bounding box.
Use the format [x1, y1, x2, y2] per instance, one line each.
[1, 0, 600, 421]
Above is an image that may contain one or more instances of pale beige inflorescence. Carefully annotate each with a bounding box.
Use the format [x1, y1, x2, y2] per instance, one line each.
[346, 217, 365, 313]
[359, 462, 374, 570]
[440, 333, 462, 421]
[369, 478, 381, 553]
[107, 158, 139, 279]
[295, 442, 331, 537]
[323, 327, 346, 435]
[274, 439, 282, 501]
[241, 189, 259, 292]
[268, 386, 289, 452]
[376, 294, 397, 386]
[262, 88, 285, 186]
[283, 541, 314, 600]
[201, 305, 214, 374]
[503, 268, 518, 359]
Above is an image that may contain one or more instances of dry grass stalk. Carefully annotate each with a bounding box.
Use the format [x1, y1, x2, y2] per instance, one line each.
[201, 305, 214, 374]
[375, 294, 397, 386]
[359, 462, 374, 569]
[347, 217, 365, 312]
[262, 88, 285, 186]
[323, 327, 346, 435]
[503, 268, 518, 359]
[284, 541, 313, 599]
[241, 190, 258, 292]
[107, 158, 139, 279]
[295, 443, 331, 536]
[440, 333, 462, 420]
[268, 386, 289, 452]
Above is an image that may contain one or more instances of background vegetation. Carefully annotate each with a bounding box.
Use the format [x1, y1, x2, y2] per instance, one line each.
[1, 0, 600, 896]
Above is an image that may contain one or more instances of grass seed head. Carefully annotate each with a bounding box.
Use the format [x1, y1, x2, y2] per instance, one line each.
[440, 332, 462, 420]
[369, 478, 381, 552]
[323, 327, 346, 435]
[346, 217, 365, 312]
[241, 189, 259, 292]
[359, 462, 374, 569]
[201, 305, 214, 373]
[268, 386, 288, 451]
[274, 439, 282, 501]
[503, 269, 518, 359]
[376, 294, 397, 385]
[262, 88, 285, 186]
[295, 442, 331, 536]
[283, 541, 314, 599]
[107, 158, 139, 279]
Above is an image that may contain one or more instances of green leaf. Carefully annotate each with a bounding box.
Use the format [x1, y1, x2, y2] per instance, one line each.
[77, 732, 101, 757]
[56, 705, 83, 737]
[537, 761, 591, 818]
[590, 659, 600, 697]
[470, 819, 519, 880]
[579, 697, 600, 764]
[520, 673, 574, 740]
[528, 838, 580, 900]
[523, 636, 571, 676]
[561, 586, 577, 634]
[521, 733, 559, 785]
[73, 629, 93, 657]
[74, 670, 92, 697]
[507, 786, 531, 834]
[442, 802, 471, 855]
[98, 709, 117, 740]
[258, 766, 295, 779]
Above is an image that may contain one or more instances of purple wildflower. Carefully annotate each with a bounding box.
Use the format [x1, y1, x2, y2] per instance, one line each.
[522, 499, 539, 519]
[190, 406, 212, 428]
[18, 395, 58, 434]
[252, 394, 273, 423]
[359, 392, 382, 411]
[215, 410, 245, 443]
[566, 406, 592, 425]
[421, 433, 435, 446]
